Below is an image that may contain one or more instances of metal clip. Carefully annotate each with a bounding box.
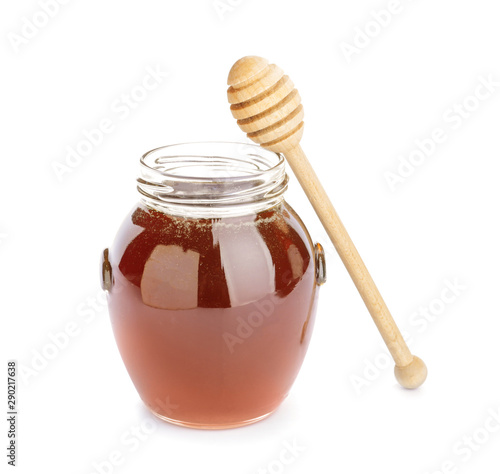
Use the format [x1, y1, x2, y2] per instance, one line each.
[101, 248, 113, 291]
[314, 242, 327, 286]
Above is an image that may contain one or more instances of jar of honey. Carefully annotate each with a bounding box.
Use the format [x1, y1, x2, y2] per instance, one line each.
[101, 142, 326, 429]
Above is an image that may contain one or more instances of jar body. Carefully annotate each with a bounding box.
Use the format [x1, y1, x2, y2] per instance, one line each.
[105, 200, 320, 429]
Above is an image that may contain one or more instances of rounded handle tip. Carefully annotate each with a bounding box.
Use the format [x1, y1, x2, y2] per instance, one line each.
[394, 356, 427, 389]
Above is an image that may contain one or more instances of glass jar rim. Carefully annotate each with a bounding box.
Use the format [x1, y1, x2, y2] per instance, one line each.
[140, 141, 286, 182]
[137, 141, 289, 217]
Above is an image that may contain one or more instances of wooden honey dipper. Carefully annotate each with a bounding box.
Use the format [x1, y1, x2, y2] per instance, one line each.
[227, 56, 427, 389]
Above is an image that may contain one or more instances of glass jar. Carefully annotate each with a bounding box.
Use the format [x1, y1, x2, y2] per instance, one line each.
[101, 142, 326, 429]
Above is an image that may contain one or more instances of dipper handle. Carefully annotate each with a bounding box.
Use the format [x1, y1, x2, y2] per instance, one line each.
[287, 145, 426, 389]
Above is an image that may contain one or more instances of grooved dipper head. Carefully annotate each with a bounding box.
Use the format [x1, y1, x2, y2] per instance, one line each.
[227, 56, 304, 153]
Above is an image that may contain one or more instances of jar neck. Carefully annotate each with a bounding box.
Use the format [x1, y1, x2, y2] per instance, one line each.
[137, 142, 289, 218]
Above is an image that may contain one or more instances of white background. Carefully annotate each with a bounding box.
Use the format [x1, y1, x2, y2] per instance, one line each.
[1, 1, 500, 473]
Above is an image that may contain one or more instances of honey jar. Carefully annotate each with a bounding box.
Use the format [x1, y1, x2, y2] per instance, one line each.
[101, 142, 326, 429]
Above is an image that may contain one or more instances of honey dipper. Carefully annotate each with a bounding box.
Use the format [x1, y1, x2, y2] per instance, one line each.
[227, 56, 427, 389]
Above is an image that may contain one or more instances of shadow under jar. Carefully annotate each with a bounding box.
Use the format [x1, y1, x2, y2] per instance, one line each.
[101, 142, 326, 429]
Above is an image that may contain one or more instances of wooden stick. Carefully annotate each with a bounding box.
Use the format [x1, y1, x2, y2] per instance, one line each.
[227, 56, 427, 389]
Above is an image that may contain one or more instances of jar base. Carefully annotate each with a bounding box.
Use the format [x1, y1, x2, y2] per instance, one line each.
[148, 407, 276, 430]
